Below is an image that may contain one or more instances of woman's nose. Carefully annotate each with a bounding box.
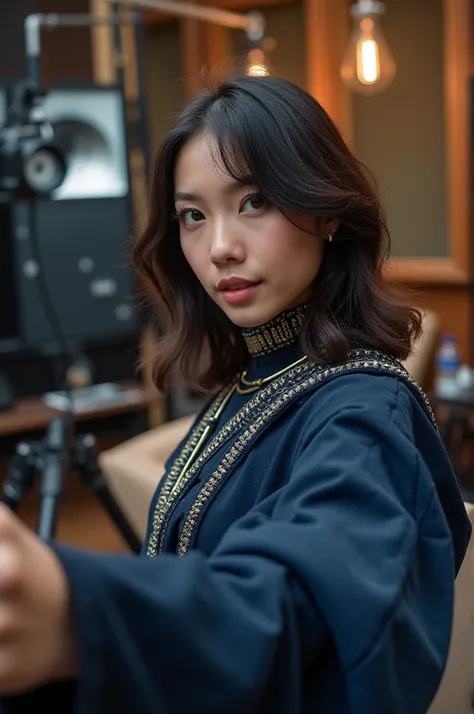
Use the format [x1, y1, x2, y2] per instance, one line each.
[209, 218, 246, 265]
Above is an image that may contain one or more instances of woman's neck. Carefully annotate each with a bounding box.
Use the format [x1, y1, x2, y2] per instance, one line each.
[241, 305, 307, 358]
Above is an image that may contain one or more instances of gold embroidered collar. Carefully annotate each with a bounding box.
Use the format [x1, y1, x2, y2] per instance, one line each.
[242, 305, 306, 357]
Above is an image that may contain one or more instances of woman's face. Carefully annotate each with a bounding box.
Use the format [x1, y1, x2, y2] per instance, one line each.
[175, 132, 333, 328]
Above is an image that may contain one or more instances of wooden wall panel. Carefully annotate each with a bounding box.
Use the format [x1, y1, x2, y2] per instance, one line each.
[180, 18, 207, 96]
[304, 0, 353, 145]
[203, 24, 234, 81]
[38, 0, 94, 82]
[418, 287, 471, 365]
[444, 0, 471, 275]
[0, 0, 38, 80]
[0, 0, 93, 81]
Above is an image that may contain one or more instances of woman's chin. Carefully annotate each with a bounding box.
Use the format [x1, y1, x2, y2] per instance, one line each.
[219, 303, 283, 329]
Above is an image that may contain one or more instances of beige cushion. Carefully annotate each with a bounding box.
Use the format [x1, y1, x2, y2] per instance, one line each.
[402, 309, 440, 386]
[99, 415, 195, 540]
[427, 502, 474, 714]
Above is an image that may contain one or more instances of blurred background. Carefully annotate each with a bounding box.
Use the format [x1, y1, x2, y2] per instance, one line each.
[0, 0, 472, 553]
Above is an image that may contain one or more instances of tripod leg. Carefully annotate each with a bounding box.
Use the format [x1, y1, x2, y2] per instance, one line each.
[36, 414, 72, 541]
[37, 453, 63, 541]
[75, 434, 142, 554]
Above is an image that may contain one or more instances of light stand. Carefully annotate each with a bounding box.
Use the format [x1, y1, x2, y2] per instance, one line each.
[3, 413, 142, 552]
[0, 12, 149, 552]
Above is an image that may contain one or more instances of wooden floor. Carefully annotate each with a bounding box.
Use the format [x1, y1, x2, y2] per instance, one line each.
[14, 472, 132, 554]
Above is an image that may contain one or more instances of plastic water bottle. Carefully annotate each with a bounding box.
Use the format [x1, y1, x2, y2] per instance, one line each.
[435, 333, 461, 398]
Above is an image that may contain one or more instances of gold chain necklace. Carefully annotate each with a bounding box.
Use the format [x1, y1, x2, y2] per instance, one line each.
[236, 355, 308, 394]
[169, 382, 236, 498]
[169, 354, 308, 495]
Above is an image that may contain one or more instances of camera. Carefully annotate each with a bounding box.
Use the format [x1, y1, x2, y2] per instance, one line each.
[0, 81, 67, 199]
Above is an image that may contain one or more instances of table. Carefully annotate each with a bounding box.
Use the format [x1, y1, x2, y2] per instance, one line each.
[432, 391, 474, 499]
[0, 380, 163, 439]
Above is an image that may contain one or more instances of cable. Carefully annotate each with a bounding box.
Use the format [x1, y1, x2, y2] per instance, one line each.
[26, 199, 75, 413]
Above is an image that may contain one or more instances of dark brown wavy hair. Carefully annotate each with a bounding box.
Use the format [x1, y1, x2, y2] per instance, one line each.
[132, 75, 421, 393]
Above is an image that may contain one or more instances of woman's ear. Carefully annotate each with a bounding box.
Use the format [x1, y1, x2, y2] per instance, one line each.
[318, 217, 340, 241]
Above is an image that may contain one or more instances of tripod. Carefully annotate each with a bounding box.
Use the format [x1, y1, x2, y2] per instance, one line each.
[2, 412, 143, 554]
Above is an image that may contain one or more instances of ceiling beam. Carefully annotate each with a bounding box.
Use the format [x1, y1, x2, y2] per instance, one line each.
[144, 0, 293, 25]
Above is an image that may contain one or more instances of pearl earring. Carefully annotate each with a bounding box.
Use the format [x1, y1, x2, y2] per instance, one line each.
[327, 230, 334, 242]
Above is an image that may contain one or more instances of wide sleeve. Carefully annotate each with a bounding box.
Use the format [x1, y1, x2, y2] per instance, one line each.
[0, 374, 461, 714]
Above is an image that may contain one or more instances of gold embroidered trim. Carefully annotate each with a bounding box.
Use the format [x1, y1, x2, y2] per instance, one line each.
[148, 353, 320, 557]
[145, 384, 233, 556]
[146, 349, 436, 558]
[175, 353, 437, 555]
[242, 305, 306, 357]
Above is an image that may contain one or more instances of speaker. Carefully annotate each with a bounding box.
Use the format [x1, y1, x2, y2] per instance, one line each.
[12, 197, 138, 348]
[0, 90, 6, 128]
[42, 86, 130, 202]
[0, 84, 140, 353]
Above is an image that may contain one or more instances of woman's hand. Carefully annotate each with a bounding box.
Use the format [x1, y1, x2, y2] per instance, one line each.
[0, 504, 76, 695]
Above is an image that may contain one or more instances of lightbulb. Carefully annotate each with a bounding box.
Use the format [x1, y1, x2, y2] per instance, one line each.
[246, 48, 269, 77]
[341, 1, 396, 96]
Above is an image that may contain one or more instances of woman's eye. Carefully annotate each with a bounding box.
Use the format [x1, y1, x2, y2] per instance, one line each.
[180, 208, 204, 225]
[241, 194, 266, 213]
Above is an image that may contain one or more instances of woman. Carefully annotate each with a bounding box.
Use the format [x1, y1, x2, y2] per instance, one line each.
[0, 75, 470, 714]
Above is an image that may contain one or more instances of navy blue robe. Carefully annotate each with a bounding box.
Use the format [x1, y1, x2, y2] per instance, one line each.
[2, 344, 471, 714]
